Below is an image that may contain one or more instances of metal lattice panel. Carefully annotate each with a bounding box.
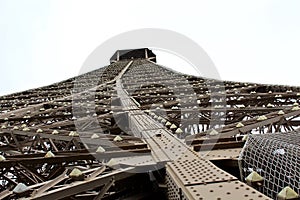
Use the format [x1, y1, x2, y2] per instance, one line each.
[239, 132, 300, 199]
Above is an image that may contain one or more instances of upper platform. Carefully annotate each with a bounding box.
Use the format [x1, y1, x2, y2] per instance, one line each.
[110, 48, 156, 63]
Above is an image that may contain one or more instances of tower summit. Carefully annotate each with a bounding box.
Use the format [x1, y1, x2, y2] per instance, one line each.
[110, 48, 156, 63]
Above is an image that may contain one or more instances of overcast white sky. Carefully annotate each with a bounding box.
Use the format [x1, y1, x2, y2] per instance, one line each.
[1, 0, 300, 96]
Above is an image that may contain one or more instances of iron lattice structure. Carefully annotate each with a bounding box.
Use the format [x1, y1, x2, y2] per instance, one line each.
[0, 48, 299, 199]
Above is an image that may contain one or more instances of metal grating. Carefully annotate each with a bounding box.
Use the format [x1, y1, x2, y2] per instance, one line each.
[239, 132, 300, 199]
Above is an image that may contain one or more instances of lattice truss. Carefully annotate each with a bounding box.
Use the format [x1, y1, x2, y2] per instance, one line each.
[122, 60, 300, 199]
[125, 60, 300, 135]
[0, 61, 155, 199]
[0, 56, 299, 199]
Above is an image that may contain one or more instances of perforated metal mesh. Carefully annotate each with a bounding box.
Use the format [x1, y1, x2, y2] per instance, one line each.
[239, 132, 300, 199]
[166, 170, 183, 200]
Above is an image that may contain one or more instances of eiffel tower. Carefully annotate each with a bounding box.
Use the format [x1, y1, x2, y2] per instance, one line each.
[0, 48, 299, 199]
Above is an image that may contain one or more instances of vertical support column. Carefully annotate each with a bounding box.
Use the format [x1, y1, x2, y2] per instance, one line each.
[117, 50, 120, 61]
[145, 49, 148, 59]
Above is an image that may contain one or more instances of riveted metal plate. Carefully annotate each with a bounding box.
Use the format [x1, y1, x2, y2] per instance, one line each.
[167, 154, 237, 185]
[184, 181, 272, 200]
